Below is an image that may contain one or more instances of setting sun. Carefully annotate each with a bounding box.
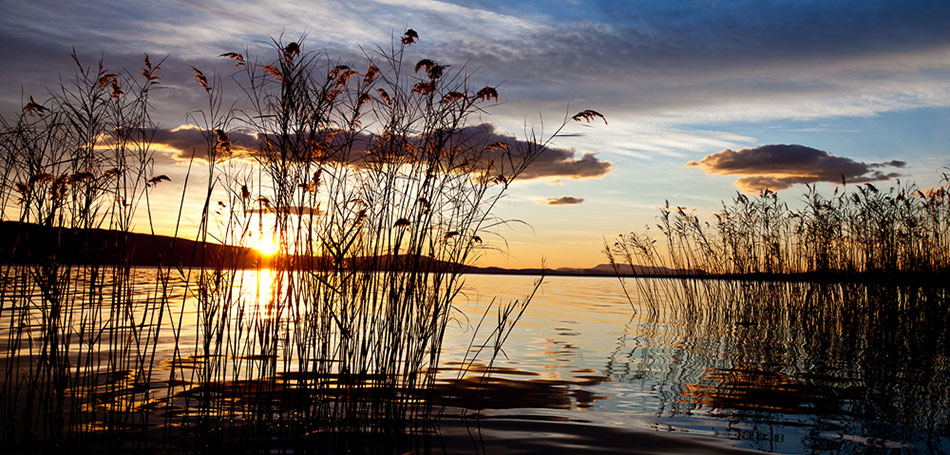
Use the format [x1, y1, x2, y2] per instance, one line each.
[2, 2, 950, 453]
[251, 232, 279, 256]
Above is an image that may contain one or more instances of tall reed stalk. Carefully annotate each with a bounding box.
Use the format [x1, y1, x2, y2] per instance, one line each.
[608, 182, 950, 279]
[606, 181, 950, 321]
[176, 34, 584, 441]
[1, 31, 597, 452]
[0, 52, 172, 450]
[604, 184, 950, 451]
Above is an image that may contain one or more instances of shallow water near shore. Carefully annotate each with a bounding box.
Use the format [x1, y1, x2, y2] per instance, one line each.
[2, 269, 948, 453]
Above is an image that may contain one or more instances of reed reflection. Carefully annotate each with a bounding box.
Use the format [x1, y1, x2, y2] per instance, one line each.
[606, 277, 950, 452]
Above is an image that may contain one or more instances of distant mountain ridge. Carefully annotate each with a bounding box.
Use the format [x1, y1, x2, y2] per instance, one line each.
[0, 221, 690, 277]
[0, 221, 263, 268]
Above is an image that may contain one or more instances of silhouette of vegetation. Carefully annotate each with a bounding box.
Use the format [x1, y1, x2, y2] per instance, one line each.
[603, 181, 950, 452]
[0, 50, 168, 451]
[0, 31, 596, 452]
[607, 181, 950, 282]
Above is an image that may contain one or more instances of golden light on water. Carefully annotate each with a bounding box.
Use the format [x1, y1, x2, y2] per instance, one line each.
[254, 268, 277, 319]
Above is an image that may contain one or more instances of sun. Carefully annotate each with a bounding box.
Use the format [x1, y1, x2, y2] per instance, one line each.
[251, 232, 280, 256]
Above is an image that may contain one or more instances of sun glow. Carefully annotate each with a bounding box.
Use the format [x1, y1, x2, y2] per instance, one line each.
[251, 231, 280, 256]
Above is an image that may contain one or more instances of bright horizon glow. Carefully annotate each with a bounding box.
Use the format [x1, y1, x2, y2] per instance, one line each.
[251, 231, 279, 256]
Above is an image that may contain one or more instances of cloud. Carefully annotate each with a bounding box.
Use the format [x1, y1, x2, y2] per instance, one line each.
[546, 196, 584, 205]
[3, 0, 950, 176]
[4, 1, 950, 127]
[686, 144, 905, 192]
[445, 2, 950, 124]
[152, 125, 258, 160]
[149, 123, 612, 180]
[247, 205, 323, 216]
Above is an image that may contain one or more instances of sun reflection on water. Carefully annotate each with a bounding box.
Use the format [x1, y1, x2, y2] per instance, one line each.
[14, 269, 943, 453]
[253, 268, 277, 319]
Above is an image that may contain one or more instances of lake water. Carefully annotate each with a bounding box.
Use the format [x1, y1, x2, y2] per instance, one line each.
[447, 275, 950, 454]
[2, 269, 948, 453]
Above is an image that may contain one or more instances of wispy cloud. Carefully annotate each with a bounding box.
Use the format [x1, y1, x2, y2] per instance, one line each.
[370, 0, 542, 33]
[562, 125, 756, 162]
[686, 144, 906, 192]
[3, 1, 950, 129]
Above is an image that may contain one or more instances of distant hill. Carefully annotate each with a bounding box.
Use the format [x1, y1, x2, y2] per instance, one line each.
[585, 263, 701, 276]
[0, 221, 697, 277]
[472, 263, 700, 277]
[0, 221, 263, 268]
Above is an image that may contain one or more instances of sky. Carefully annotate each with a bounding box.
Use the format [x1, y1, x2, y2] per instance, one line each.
[2, 0, 949, 268]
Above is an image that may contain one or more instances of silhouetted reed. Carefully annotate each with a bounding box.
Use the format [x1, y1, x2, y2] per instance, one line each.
[0, 51, 170, 450]
[605, 183, 950, 452]
[0, 31, 596, 452]
[607, 182, 950, 291]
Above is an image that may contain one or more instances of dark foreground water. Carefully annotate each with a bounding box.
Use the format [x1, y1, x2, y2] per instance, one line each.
[2, 270, 948, 453]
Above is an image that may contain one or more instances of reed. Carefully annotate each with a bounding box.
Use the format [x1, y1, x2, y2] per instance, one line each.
[0, 51, 170, 450]
[604, 184, 950, 450]
[608, 181, 950, 281]
[0, 31, 596, 452]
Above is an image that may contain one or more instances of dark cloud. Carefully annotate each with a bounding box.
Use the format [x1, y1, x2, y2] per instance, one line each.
[686, 144, 904, 192]
[451, 124, 611, 180]
[150, 123, 611, 180]
[247, 206, 323, 217]
[869, 160, 907, 169]
[546, 196, 584, 205]
[152, 126, 257, 159]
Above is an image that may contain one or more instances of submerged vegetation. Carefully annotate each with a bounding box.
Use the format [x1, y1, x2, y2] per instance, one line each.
[0, 30, 593, 452]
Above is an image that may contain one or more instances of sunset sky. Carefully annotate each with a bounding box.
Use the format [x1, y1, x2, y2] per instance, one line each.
[2, 0, 949, 268]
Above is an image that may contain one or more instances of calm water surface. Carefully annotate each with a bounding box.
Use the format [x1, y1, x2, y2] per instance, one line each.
[445, 274, 950, 454]
[2, 269, 947, 453]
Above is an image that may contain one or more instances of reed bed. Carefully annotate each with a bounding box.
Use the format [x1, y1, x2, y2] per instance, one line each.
[606, 182, 950, 310]
[0, 31, 588, 453]
[613, 183, 950, 276]
[0, 53, 168, 451]
[605, 184, 950, 450]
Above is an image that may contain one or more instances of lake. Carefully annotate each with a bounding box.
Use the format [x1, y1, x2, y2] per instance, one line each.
[447, 274, 950, 454]
[1, 268, 948, 453]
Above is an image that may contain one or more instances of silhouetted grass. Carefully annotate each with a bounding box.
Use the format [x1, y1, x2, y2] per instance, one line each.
[604, 183, 950, 451]
[0, 31, 594, 452]
[0, 51, 168, 451]
[607, 182, 950, 288]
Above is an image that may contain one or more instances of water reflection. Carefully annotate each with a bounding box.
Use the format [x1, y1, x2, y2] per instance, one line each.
[449, 275, 950, 453]
[253, 267, 277, 319]
[625, 280, 948, 453]
[2, 269, 948, 453]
